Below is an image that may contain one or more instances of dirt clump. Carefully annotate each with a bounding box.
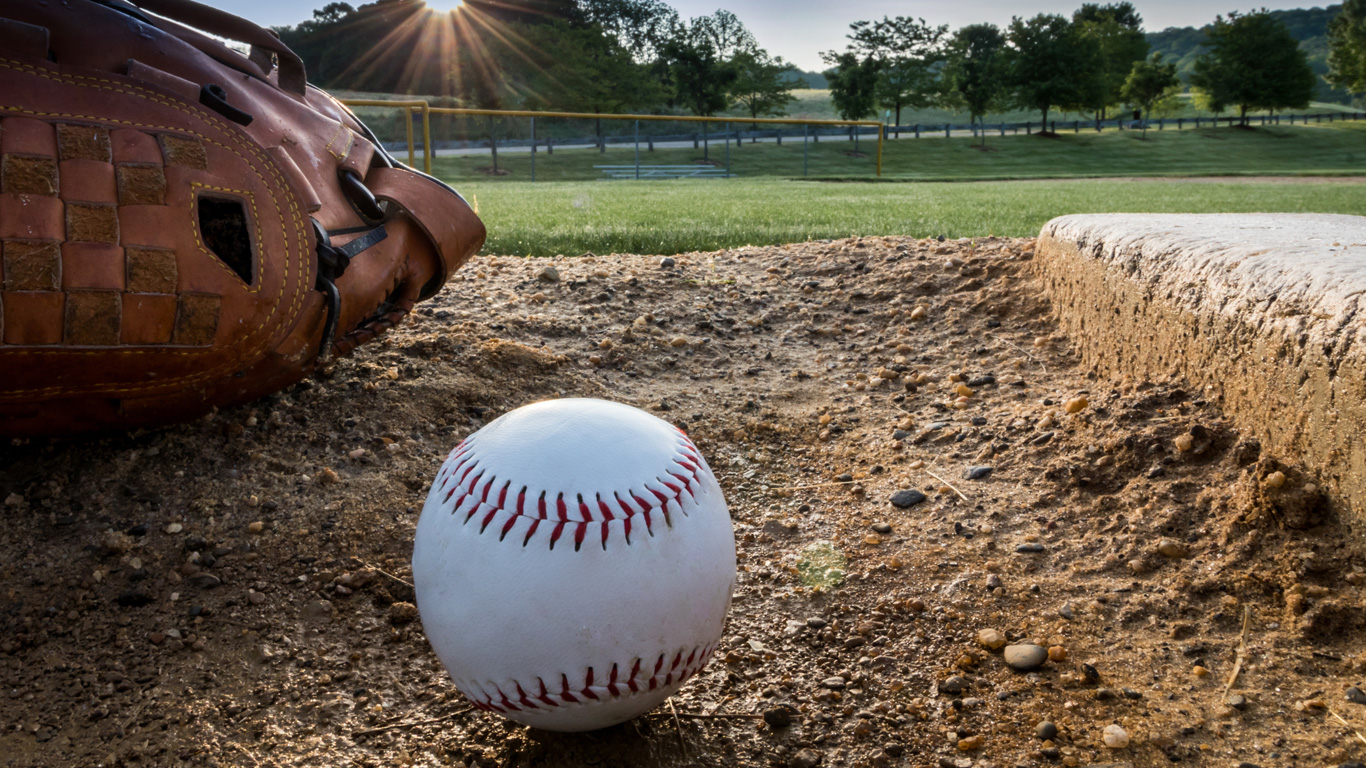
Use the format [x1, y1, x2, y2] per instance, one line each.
[2, 236, 1365, 768]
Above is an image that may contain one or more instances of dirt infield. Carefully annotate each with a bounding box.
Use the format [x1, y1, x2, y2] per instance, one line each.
[2, 236, 1365, 767]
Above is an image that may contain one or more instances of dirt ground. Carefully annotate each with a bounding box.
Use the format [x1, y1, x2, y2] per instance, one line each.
[3, 236, 1366, 768]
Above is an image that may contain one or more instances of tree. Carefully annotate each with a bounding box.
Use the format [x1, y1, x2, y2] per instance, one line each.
[689, 10, 759, 59]
[659, 37, 736, 116]
[730, 51, 799, 120]
[1006, 14, 1102, 132]
[941, 23, 1008, 146]
[508, 21, 664, 112]
[845, 16, 948, 128]
[579, 0, 679, 62]
[1327, 0, 1366, 95]
[1191, 10, 1317, 124]
[1120, 53, 1180, 136]
[822, 50, 881, 121]
[1072, 3, 1149, 122]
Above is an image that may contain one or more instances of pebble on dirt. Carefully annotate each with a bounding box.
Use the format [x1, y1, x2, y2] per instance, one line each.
[1102, 723, 1131, 748]
[1003, 644, 1048, 671]
[889, 489, 927, 508]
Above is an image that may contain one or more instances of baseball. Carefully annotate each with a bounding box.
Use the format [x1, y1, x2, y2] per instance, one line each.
[412, 398, 737, 731]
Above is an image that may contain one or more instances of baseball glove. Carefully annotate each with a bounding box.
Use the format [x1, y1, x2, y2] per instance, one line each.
[0, 0, 485, 437]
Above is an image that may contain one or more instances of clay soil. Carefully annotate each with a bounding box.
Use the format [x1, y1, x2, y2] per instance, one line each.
[3, 237, 1366, 768]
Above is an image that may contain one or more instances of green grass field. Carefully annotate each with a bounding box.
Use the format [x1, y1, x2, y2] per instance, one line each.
[459, 177, 1366, 257]
[430, 122, 1366, 183]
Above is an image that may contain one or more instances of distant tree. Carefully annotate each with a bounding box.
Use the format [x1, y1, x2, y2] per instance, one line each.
[508, 19, 665, 155]
[688, 10, 759, 59]
[822, 50, 881, 121]
[1191, 10, 1317, 124]
[1327, 0, 1366, 95]
[730, 51, 800, 120]
[313, 2, 354, 24]
[1072, 3, 1149, 122]
[941, 23, 1009, 146]
[579, 0, 679, 62]
[845, 16, 949, 128]
[658, 36, 736, 116]
[1006, 14, 1102, 132]
[511, 21, 662, 110]
[463, 0, 583, 26]
[1120, 53, 1180, 135]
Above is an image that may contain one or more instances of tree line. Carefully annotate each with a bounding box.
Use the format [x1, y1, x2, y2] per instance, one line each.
[276, 0, 1366, 138]
[822, 3, 1334, 140]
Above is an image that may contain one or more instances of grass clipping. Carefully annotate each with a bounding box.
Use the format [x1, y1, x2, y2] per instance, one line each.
[797, 541, 847, 590]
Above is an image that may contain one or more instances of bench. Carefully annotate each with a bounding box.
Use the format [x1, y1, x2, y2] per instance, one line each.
[594, 165, 731, 179]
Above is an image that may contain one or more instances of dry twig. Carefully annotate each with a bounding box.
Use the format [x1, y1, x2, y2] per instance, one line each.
[650, 711, 763, 721]
[1327, 708, 1366, 747]
[1002, 338, 1047, 375]
[668, 700, 689, 760]
[357, 560, 414, 589]
[351, 707, 473, 738]
[770, 480, 854, 491]
[1221, 605, 1252, 699]
[925, 470, 969, 502]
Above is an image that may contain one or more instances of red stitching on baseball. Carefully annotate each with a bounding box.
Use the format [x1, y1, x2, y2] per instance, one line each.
[458, 642, 717, 715]
[437, 436, 709, 550]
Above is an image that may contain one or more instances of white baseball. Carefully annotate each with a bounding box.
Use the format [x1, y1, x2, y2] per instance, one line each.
[412, 398, 736, 732]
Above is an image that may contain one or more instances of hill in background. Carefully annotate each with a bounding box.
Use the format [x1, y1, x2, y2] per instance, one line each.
[1148, 5, 1350, 103]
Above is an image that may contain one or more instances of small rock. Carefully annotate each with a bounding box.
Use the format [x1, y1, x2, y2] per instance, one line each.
[890, 489, 927, 508]
[1003, 644, 1048, 671]
[871, 522, 892, 534]
[1035, 721, 1058, 741]
[659, 257, 676, 268]
[1102, 723, 1130, 748]
[1227, 693, 1248, 710]
[806, 617, 828, 629]
[1064, 396, 1089, 414]
[189, 573, 221, 589]
[955, 734, 983, 751]
[1059, 603, 1076, 620]
[790, 749, 823, 768]
[977, 629, 1007, 650]
[1047, 645, 1067, 662]
[938, 675, 967, 695]
[985, 573, 1003, 590]
[537, 265, 561, 283]
[164, 522, 183, 534]
[1156, 538, 1188, 559]
[1015, 543, 1045, 553]
[388, 601, 419, 625]
[763, 704, 798, 728]
[1347, 686, 1366, 705]
[963, 466, 993, 480]
[247, 521, 265, 534]
[821, 677, 847, 690]
[116, 588, 154, 608]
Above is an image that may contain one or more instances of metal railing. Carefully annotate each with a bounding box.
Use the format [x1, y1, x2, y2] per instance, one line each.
[341, 100, 885, 179]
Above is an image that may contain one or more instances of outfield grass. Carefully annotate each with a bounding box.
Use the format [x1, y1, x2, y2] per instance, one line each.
[459, 177, 1366, 257]
[431, 122, 1366, 183]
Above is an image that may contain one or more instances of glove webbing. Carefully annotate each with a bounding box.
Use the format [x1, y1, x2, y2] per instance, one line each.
[312, 219, 388, 361]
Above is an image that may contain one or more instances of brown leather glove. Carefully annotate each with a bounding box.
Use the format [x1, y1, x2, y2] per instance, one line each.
[0, 0, 485, 437]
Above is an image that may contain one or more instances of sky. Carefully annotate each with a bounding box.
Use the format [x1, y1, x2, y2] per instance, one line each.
[207, 0, 1326, 71]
